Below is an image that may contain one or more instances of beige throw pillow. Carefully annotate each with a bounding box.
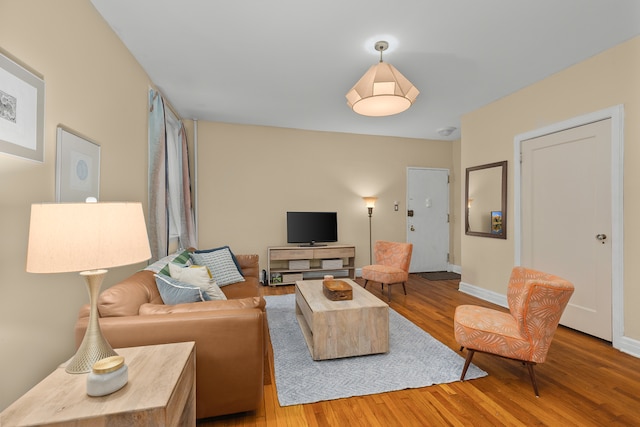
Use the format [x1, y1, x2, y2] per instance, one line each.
[168, 263, 227, 301]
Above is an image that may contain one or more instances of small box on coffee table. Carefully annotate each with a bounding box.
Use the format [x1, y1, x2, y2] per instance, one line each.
[322, 279, 352, 301]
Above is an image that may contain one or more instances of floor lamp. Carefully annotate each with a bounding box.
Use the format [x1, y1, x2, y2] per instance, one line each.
[363, 197, 377, 265]
[26, 201, 151, 374]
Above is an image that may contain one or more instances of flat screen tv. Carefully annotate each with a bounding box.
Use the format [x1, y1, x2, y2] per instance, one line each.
[287, 212, 337, 247]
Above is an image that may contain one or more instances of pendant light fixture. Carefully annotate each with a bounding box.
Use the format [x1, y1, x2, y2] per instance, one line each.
[346, 41, 419, 117]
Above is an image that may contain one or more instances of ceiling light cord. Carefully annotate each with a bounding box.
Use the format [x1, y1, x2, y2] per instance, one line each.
[375, 41, 388, 63]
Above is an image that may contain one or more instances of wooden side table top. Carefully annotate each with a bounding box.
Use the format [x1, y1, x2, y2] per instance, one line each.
[1, 341, 196, 427]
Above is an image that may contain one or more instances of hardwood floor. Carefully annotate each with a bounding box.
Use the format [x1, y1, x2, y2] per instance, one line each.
[198, 275, 640, 426]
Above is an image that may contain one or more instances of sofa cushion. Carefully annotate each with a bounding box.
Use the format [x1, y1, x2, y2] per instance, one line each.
[194, 246, 243, 274]
[190, 247, 245, 287]
[168, 263, 227, 301]
[158, 250, 192, 276]
[154, 273, 211, 305]
[144, 250, 191, 274]
[138, 296, 266, 315]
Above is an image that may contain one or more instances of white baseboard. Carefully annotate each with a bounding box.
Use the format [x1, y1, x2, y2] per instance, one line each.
[618, 335, 640, 358]
[458, 281, 508, 309]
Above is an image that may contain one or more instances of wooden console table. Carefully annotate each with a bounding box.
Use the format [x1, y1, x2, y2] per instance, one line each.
[267, 244, 356, 285]
[1, 342, 196, 426]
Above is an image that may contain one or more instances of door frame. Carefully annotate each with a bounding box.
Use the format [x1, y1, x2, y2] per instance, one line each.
[513, 105, 624, 350]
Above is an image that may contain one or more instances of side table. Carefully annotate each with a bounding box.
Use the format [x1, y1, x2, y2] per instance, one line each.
[1, 341, 196, 426]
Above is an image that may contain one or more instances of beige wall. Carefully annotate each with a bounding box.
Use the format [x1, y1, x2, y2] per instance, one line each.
[0, 0, 152, 410]
[194, 122, 455, 270]
[460, 36, 640, 341]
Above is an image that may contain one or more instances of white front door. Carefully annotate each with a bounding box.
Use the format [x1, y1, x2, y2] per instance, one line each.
[521, 119, 612, 340]
[407, 168, 450, 272]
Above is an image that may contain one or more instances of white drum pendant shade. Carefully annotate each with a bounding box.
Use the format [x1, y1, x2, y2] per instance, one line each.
[346, 59, 419, 117]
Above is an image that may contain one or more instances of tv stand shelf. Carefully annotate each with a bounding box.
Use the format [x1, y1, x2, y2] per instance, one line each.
[267, 245, 356, 286]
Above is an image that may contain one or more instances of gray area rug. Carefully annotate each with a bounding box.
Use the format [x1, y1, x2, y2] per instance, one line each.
[265, 294, 487, 406]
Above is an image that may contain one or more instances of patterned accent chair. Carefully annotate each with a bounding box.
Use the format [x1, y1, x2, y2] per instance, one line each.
[454, 267, 574, 396]
[361, 241, 413, 302]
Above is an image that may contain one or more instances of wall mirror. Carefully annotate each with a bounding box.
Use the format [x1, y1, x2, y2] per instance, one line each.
[465, 160, 507, 239]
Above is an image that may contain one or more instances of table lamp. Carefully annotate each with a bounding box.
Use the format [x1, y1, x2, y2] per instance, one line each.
[26, 200, 151, 374]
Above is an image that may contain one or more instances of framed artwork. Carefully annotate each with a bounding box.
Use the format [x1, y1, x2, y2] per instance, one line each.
[491, 211, 503, 235]
[0, 53, 45, 162]
[56, 126, 100, 202]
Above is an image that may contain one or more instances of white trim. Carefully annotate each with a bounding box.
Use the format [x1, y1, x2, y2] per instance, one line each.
[513, 105, 625, 351]
[193, 118, 199, 247]
[458, 281, 507, 309]
[618, 336, 640, 359]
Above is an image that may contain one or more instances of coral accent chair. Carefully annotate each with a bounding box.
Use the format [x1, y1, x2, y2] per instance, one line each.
[361, 241, 413, 301]
[454, 267, 574, 396]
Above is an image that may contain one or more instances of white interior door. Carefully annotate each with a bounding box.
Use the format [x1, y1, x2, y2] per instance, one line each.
[407, 168, 449, 272]
[521, 119, 612, 340]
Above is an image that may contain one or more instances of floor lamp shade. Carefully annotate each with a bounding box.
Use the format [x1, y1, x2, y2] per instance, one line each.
[26, 202, 151, 373]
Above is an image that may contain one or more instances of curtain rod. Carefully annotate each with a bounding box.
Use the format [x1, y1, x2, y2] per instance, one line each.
[149, 86, 181, 121]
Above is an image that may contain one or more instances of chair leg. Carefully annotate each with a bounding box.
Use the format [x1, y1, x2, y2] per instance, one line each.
[526, 362, 540, 397]
[460, 349, 475, 381]
[401, 282, 407, 295]
[363, 279, 369, 289]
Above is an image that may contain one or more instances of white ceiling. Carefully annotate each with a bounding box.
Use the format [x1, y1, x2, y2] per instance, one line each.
[90, 0, 640, 141]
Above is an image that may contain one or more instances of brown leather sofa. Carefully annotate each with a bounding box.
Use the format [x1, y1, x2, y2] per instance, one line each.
[74, 254, 265, 420]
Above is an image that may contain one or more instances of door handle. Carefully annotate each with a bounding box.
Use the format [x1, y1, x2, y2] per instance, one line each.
[596, 234, 607, 244]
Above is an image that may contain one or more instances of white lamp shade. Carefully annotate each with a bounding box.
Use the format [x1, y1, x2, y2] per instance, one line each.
[26, 202, 151, 273]
[346, 62, 419, 117]
[363, 197, 378, 208]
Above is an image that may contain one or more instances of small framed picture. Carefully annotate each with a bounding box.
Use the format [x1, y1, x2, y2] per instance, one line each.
[56, 126, 100, 202]
[491, 211, 503, 235]
[0, 53, 45, 162]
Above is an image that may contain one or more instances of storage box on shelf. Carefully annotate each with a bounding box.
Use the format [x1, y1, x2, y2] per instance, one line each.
[267, 245, 356, 286]
[322, 259, 343, 269]
[289, 259, 310, 270]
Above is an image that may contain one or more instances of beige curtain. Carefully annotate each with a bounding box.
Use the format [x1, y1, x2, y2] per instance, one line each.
[148, 88, 196, 262]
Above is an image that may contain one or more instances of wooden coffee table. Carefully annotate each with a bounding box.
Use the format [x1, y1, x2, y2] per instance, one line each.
[295, 279, 389, 360]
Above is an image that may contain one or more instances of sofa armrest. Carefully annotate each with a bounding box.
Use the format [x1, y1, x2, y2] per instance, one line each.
[236, 254, 259, 280]
[75, 308, 264, 419]
[139, 296, 265, 315]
